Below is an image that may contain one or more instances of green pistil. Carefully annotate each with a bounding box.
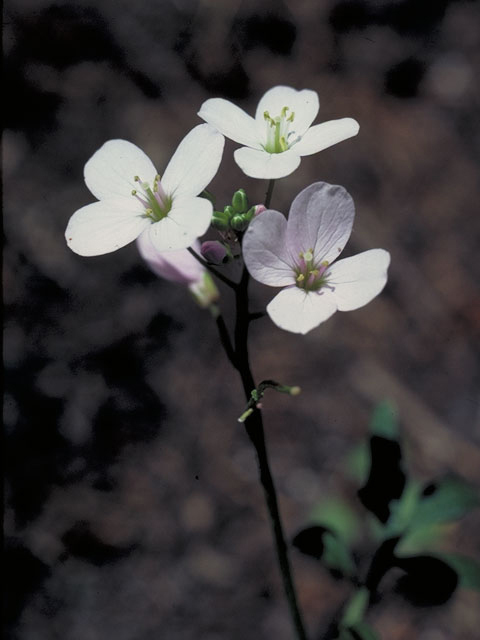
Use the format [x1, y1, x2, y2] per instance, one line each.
[133, 176, 171, 222]
[263, 106, 295, 153]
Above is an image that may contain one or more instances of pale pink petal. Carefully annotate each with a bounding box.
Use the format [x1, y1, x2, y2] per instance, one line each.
[161, 124, 225, 198]
[293, 118, 360, 156]
[234, 146, 301, 179]
[267, 287, 337, 334]
[65, 198, 150, 256]
[286, 182, 354, 265]
[137, 233, 203, 284]
[243, 210, 295, 286]
[197, 99, 261, 148]
[148, 195, 212, 252]
[255, 86, 319, 139]
[84, 140, 158, 201]
[328, 249, 390, 311]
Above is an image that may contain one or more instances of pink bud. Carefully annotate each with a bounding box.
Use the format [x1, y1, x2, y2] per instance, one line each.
[254, 204, 267, 216]
[201, 240, 230, 265]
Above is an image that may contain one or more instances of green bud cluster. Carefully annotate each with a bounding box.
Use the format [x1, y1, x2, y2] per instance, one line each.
[211, 189, 257, 233]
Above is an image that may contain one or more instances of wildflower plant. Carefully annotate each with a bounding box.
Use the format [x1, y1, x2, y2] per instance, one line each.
[65, 86, 478, 640]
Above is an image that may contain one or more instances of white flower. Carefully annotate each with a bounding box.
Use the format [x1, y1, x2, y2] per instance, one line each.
[243, 182, 390, 334]
[198, 86, 359, 179]
[65, 124, 224, 256]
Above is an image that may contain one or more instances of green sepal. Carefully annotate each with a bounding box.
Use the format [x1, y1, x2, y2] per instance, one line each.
[230, 213, 250, 232]
[232, 188, 248, 213]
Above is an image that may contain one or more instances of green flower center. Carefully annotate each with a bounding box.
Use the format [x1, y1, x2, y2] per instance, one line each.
[263, 106, 296, 154]
[132, 174, 172, 222]
[294, 249, 330, 292]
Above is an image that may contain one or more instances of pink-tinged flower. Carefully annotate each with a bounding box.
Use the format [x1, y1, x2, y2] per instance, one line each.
[137, 235, 219, 308]
[198, 86, 359, 179]
[65, 125, 224, 256]
[243, 182, 390, 335]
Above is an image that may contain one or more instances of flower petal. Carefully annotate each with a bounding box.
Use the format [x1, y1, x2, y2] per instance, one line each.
[267, 287, 337, 334]
[84, 140, 158, 201]
[255, 86, 319, 138]
[148, 195, 212, 252]
[137, 233, 203, 284]
[243, 210, 295, 286]
[293, 118, 360, 156]
[161, 124, 225, 198]
[328, 249, 390, 311]
[286, 182, 355, 265]
[234, 146, 301, 179]
[66, 198, 150, 256]
[197, 99, 261, 148]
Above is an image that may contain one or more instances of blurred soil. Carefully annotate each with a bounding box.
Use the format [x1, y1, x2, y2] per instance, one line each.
[3, 1, 480, 639]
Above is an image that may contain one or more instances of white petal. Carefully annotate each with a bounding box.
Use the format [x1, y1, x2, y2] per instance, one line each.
[147, 195, 212, 252]
[286, 182, 355, 265]
[84, 140, 158, 201]
[243, 210, 295, 286]
[161, 124, 225, 198]
[234, 146, 301, 179]
[197, 99, 261, 148]
[137, 233, 203, 283]
[255, 86, 319, 139]
[328, 249, 390, 311]
[267, 287, 337, 334]
[293, 118, 360, 156]
[66, 198, 150, 256]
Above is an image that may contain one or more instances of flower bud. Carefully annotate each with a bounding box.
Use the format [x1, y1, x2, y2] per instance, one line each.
[232, 189, 249, 213]
[200, 240, 232, 265]
[223, 205, 235, 218]
[211, 210, 230, 231]
[253, 204, 267, 216]
[189, 272, 220, 308]
[230, 213, 250, 232]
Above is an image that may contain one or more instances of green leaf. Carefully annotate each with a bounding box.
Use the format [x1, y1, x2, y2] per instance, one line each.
[370, 400, 398, 439]
[396, 522, 447, 556]
[322, 532, 356, 577]
[350, 621, 381, 640]
[341, 588, 369, 627]
[345, 442, 370, 485]
[383, 482, 421, 537]
[439, 553, 480, 591]
[409, 476, 479, 530]
[310, 498, 361, 545]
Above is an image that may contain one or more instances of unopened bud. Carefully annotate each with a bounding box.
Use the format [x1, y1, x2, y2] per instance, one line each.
[200, 240, 232, 265]
[253, 204, 267, 216]
[189, 272, 220, 308]
[230, 213, 250, 232]
[223, 205, 235, 218]
[232, 189, 249, 213]
[211, 210, 230, 231]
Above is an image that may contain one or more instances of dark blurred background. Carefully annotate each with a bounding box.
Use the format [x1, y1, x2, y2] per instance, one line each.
[3, 1, 480, 638]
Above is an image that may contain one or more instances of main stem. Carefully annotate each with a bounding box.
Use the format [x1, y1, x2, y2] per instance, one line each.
[233, 266, 308, 640]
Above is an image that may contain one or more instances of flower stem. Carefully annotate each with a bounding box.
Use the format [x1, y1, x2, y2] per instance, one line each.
[187, 247, 238, 290]
[219, 261, 308, 640]
[265, 179, 276, 209]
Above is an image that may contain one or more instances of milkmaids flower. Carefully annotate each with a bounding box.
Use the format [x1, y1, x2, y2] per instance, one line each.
[243, 182, 390, 334]
[136, 235, 219, 309]
[65, 124, 224, 256]
[198, 86, 359, 179]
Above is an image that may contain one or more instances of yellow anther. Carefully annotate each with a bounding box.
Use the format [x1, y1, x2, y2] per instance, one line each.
[310, 269, 319, 277]
[296, 274, 305, 282]
[281, 106, 289, 117]
[321, 260, 329, 266]
[131, 189, 137, 195]
[134, 175, 140, 181]
[287, 111, 295, 122]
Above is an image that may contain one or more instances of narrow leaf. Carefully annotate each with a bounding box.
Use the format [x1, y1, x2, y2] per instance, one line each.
[439, 553, 480, 591]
